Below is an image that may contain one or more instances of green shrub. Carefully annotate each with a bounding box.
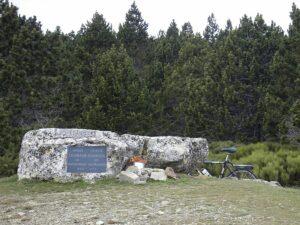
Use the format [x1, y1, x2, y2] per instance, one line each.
[206, 142, 300, 186]
[0, 155, 19, 177]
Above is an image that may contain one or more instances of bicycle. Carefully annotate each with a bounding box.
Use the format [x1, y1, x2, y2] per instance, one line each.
[202, 147, 256, 179]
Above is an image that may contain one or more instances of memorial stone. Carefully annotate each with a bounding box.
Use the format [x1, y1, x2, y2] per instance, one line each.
[18, 128, 209, 182]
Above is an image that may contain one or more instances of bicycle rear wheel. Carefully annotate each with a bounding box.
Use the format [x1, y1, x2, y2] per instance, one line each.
[227, 170, 256, 179]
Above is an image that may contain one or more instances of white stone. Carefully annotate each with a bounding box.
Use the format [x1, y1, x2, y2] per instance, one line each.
[150, 171, 167, 181]
[96, 220, 104, 225]
[175, 208, 182, 213]
[126, 166, 140, 173]
[248, 179, 282, 187]
[18, 128, 208, 181]
[269, 181, 281, 187]
[160, 200, 169, 206]
[17, 212, 26, 216]
[157, 210, 164, 215]
[118, 171, 145, 184]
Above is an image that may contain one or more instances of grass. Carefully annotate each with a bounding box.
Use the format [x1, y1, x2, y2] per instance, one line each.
[0, 175, 125, 194]
[0, 175, 300, 225]
[0, 174, 196, 195]
[0, 174, 202, 195]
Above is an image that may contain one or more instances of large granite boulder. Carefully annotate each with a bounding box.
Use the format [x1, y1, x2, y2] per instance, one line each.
[18, 128, 208, 181]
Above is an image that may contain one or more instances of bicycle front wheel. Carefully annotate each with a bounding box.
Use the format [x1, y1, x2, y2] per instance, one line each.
[227, 170, 256, 179]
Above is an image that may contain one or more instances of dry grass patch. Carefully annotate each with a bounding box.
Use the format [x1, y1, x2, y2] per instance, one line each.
[0, 175, 299, 225]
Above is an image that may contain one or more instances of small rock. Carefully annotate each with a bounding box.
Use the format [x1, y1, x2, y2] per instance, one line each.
[139, 174, 149, 183]
[119, 171, 145, 184]
[20, 217, 30, 222]
[17, 212, 26, 217]
[150, 171, 167, 181]
[4, 208, 12, 213]
[253, 179, 282, 187]
[160, 200, 169, 207]
[143, 168, 153, 174]
[143, 205, 153, 210]
[145, 214, 153, 219]
[152, 168, 165, 172]
[126, 166, 139, 173]
[157, 210, 164, 215]
[96, 220, 104, 225]
[165, 167, 178, 179]
[107, 219, 122, 224]
[175, 208, 181, 213]
[269, 181, 281, 187]
[83, 201, 91, 205]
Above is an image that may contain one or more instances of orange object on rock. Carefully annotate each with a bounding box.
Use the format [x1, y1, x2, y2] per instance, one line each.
[129, 156, 147, 164]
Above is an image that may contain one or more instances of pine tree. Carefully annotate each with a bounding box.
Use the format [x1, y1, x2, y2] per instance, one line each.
[203, 13, 219, 43]
[181, 22, 194, 38]
[165, 20, 180, 63]
[81, 45, 149, 133]
[78, 12, 116, 55]
[218, 19, 233, 41]
[118, 2, 148, 55]
[0, 0, 20, 57]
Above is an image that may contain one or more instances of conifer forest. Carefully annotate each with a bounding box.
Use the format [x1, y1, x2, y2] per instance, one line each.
[0, 1, 299, 179]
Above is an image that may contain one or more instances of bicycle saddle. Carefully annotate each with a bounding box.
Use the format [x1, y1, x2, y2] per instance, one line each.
[221, 147, 237, 154]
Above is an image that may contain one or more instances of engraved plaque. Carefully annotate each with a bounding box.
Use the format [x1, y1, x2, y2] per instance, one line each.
[67, 146, 107, 173]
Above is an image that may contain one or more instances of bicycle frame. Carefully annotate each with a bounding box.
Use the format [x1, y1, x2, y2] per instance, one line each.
[204, 149, 256, 179]
[204, 154, 235, 178]
[220, 154, 235, 178]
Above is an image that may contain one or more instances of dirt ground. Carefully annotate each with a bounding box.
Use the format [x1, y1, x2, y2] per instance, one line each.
[0, 176, 299, 225]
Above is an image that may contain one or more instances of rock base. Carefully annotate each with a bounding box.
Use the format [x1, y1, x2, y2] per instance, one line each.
[119, 167, 169, 184]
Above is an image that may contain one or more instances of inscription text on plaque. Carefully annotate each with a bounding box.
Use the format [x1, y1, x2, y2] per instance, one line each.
[67, 146, 107, 173]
